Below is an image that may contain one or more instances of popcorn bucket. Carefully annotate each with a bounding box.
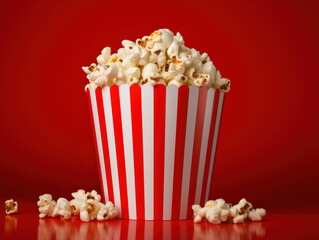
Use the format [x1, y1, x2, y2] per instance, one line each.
[86, 84, 225, 220]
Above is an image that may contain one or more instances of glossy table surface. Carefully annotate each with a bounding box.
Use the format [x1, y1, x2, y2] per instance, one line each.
[1, 198, 318, 240]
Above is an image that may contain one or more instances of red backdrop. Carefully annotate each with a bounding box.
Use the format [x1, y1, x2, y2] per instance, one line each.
[0, 0, 318, 209]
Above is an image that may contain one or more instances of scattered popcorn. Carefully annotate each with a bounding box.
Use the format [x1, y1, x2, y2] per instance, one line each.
[5, 199, 18, 215]
[80, 199, 102, 222]
[37, 190, 117, 223]
[192, 198, 265, 225]
[205, 199, 230, 224]
[71, 189, 87, 201]
[230, 198, 252, 224]
[69, 198, 82, 215]
[52, 198, 72, 220]
[97, 201, 118, 221]
[37, 194, 56, 218]
[86, 190, 102, 202]
[192, 204, 205, 223]
[82, 29, 230, 92]
[249, 208, 266, 221]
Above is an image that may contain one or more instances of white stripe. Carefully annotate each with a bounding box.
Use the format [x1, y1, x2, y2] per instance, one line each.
[195, 88, 215, 204]
[180, 86, 199, 219]
[102, 87, 122, 217]
[205, 92, 224, 201]
[89, 87, 109, 202]
[141, 83, 154, 220]
[163, 84, 179, 220]
[119, 85, 137, 219]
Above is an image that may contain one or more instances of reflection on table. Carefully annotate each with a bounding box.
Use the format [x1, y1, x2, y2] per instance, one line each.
[36, 217, 265, 240]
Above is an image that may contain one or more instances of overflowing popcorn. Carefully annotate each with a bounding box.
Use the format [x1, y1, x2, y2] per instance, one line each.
[5, 199, 18, 215]
[192, 198, 266, 224]
[36, 190, 118, 222]
[82, 29, 230, 91]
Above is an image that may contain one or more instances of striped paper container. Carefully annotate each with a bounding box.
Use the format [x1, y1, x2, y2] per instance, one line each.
[86, 83, 225, 220]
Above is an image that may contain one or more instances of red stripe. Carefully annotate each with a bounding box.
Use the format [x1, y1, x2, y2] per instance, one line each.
[153, 84, 166, 220]
[87, 89, 106, 203]
[199, 90, 220, 206]
[171, 85, 189, 220]
[95, 87, 115, 203]
[110, 85, 129, 219]
[186, 87, 208, 219]
[208, 92, 226, 200]
[130, 85, 145, 220]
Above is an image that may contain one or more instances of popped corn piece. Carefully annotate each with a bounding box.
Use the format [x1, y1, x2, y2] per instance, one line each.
[97, 47, 111, 65]
[249, 208, 266, 221]
[230, 198, 253, 224]
[70, 198, 83, 215]
[212, 70, 230, 92]
[71, 189, 86, 201]
[205, 199, 230, 224]
[52, 198, 72, 220]
[37, 194, 57, 218]
[86, 190, 102, 202]
[97, 201, 118, 221]
[5, 199, 18, 215]
[80, 199, 102, 222]
[192, 204, 204, 223]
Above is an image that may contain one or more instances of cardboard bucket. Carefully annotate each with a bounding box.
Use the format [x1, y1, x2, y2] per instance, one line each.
[87, 84, 224, 220]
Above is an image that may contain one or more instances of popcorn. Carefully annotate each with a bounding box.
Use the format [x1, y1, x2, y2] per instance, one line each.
[97, 201, 118, 221]
[71, 189, 87, 201]
[5, 199, 18, 215]
[70, 198, 82, 215]
[80, 199, 102, 222]
[97, 47, 111, 66]
[212, 70, 230, 92]
[168, 74, 188, 87]
[86, 190, 102, 202]
[230, 198, 253, 224]
[70, 189, 101, 215]
[37, 194, 56, 218]
[141, 63, 161, 85]
[82, 29, 231, 91]
[124, 67, 141, 85]
[52, 198, 72, 220]
[192, 198, 265, 225]
[192, 204, 206, 223]
[37, 190, 117, 223]
[249, 208, 266, 221]
[205, 199, 230, 224]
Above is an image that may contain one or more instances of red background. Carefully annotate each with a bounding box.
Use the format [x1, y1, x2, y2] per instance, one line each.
[0, 0, 318, 209]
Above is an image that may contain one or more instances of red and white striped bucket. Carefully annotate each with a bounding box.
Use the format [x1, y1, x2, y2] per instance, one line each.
[86, 84, 225, 220]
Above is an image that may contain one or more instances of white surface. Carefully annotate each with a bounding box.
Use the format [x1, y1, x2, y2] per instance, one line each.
[205, 92, 224, 202]
[89, 87, 109, 202]
[163, 84, 179, 220]
[195, 88, 215, 204]
[119, 85, 137, 219]
[141, 83, 154, 220]
[179, 86, 199, 219]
